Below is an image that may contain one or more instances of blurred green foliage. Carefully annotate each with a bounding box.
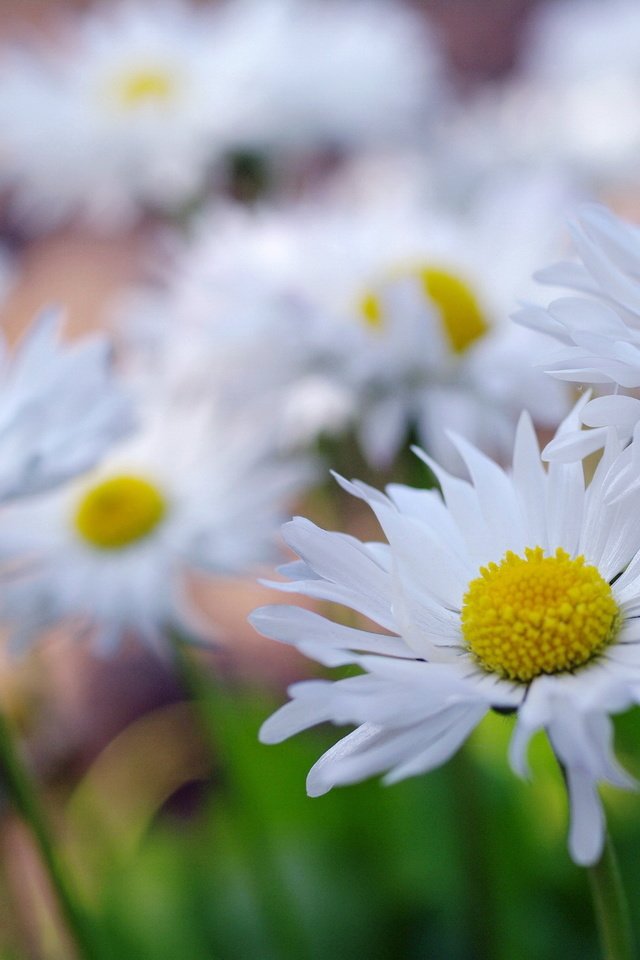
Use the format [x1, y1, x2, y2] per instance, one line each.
[15, 675, 635, 960]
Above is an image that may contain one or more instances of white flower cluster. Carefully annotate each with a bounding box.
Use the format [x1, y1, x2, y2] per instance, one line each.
[2, 0, 640, 875]
[118, 164, 573, 472]
[254, 204, 640, 867]
[0, 0, 444, 230]
[0, 306, 309, 653]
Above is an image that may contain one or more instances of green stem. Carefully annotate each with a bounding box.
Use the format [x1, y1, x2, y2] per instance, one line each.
[449, 747, 497, 960]
[170, 632, 310, 960]
[0, 707, 100, 960]
[587, 833, 635, 960]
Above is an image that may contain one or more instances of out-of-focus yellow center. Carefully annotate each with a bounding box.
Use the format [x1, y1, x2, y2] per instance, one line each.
[358, 265, 489, 353]
[113, 67, 176, 108]
[418, 267, 489, 354]
[75, 475, 166, 550]
[460, 547, 619, 683]
[359, 291, 384, 329]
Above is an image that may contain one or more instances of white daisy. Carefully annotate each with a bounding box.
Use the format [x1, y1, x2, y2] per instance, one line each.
[515, 204, 640, 460]
[229, 0, 447, 154]
[0, 0, 446, 232]
[251, 403, 640, 866]
[0, 310, 132, 502]
[113, 202, 353, 454]
[135, 171, 570, 470]
[0, 0, 264, 230]
[305, 167, 573, 471]
[0, 395, 304, 653]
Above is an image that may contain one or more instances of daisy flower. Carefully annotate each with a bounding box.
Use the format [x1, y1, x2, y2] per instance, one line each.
[114, 201, 354, 456]
[251, 403, 640, 866]
[229, 0, 447, 154]
[0, 0, 446, 232]
[0, 310, 132, 502]
[515, 204, 640, 460]
[0, 395, 305, 653]
[135, 170, 569, 470]
[0, 0, 263, 230]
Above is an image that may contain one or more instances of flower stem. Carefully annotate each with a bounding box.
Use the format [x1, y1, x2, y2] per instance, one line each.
[587, 832, 635, 960]
[449, 747, 497, 960]
[0, 706, 100, 960]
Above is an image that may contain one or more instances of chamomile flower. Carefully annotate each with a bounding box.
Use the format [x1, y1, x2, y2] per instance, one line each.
[114, 202, 353, 454]
[515, 204, 640, 460]
[251, 404, 640, 865]
[0, 0, 446, 231]
[0, 396, 304, 653]
[0, 310, 131, 501]
[140, 171, 569, 470]
[0, 0, 262, 230]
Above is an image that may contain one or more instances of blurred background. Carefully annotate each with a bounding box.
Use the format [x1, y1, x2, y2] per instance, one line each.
[0, 1, 639, 957]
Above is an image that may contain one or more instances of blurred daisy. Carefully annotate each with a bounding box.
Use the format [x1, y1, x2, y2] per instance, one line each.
[140, 171, 570, 470]
[0, 397, 305, 652]
[0, 0, 263, 230]
[115, 201, 355, 452]
[0, 310, 131, 501]
[231, 0, 447, 154]
[515, 204, 640, 460]
[252, 404, 640, 866]
[0, 0, 446, 231]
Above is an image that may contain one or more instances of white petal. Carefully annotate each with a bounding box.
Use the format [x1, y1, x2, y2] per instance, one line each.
[447, 433, 526, 557]
[581, 395, 640, 429]
[306, 723, 384, 797]
[411, 446, 494, 565]
[372, 501, 471, 610]
[565, 766, 605, 867]
[259, 680, 334, 744]
[249, 604, 414, 658]
[542, 426, 610, 462]
[512, 411, 548, 551]
[383, 703, 487, 784]
[281, 517, 395, 628]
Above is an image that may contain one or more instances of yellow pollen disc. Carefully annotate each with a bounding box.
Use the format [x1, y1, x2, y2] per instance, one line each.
[460, 547, 619, 683]
[75, 475, 167, 550]
[113, 67, 175, 107]
[357, 265, 488, 351]
[359, 290, 384, 330]
[418, 267, 489, 354]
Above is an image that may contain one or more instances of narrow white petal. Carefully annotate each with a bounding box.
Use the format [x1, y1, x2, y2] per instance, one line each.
[512, 411, 548, 550]
[581, 395, 640, 429]
[259, 681, 334, 744]
[249, 604, 414, 658]
[565, 766, 605, 867]
[543, 426, 610, 462]
[447, 434, 525, 557]
[411, 446, 494, 564]
[306, 723, 385, 797]
[383, 704, 487, 784]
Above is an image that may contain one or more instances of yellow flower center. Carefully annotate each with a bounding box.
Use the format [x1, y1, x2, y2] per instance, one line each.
[418, 267, 489, 354]
[460, 547, 619, 683]
[112, 67, 176, 108]
[75, 475, 167, 550]
[358, 265, 489, 353]
[359, 291, 384, 329]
